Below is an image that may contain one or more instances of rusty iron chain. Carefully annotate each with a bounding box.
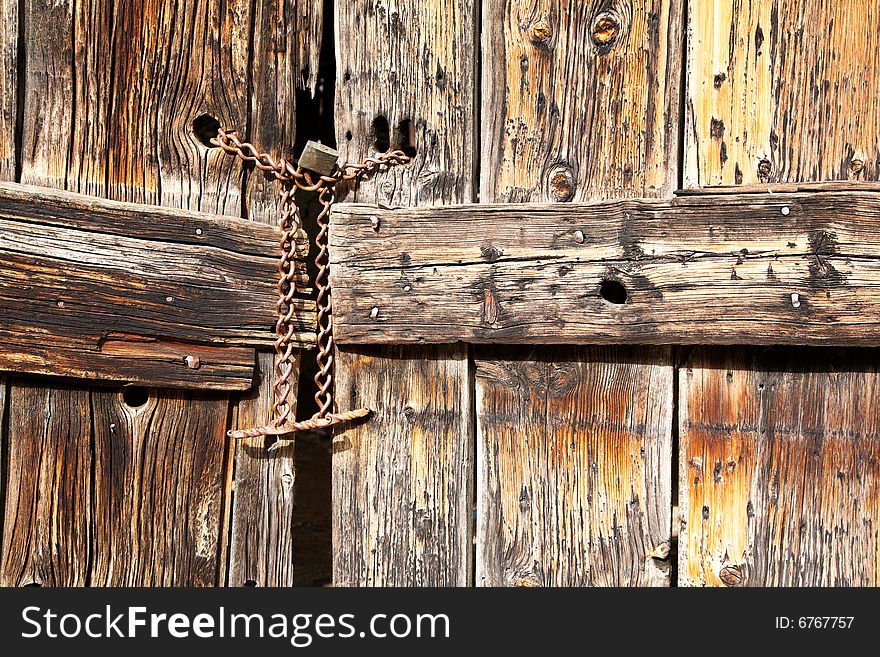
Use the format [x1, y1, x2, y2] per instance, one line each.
[211, 128, 410, 439]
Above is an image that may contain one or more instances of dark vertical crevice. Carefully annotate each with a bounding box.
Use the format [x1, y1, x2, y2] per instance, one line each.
[468, 344, 477, 586]
[670, 346, 681, 587]
[14, 0, 26, 182]
[676, 0, 688, 191]
[290, 0, 337, 587]
[472, 0, 482, 203]
[84, 390, 97, 587]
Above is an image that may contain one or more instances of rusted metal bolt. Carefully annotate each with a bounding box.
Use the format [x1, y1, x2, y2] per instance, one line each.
[549, 166, 575, 202]
[790, 293, 800, 308]
[183, 355, 201, 369]
[530, 19, 552, 48]
[781, 206, 790, 216]
[591, 12, 620, 48]
[369, 306, 379, 320]
[574, 230, 585, 244]
[757, 158, 772, 180]
[370, 215, 380, 231]
[719, 564, 746, 587]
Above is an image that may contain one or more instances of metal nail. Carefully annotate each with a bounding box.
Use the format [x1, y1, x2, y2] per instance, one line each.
[790, 293, 800, 308]
[370, 215, 380, 231]
[574, 230, 585, 244]
[781, 206, 790, 216]
[184, 355, 201, 369]
[370, 306, 379, 320]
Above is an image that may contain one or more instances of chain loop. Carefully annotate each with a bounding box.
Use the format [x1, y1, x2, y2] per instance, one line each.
[212, 128, 411, 439]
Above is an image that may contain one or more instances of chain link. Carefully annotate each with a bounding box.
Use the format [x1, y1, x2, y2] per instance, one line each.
[212, 128, 411, 439]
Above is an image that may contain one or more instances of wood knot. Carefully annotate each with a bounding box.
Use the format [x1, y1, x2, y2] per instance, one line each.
[850, 158, 864, 176]
[719, 564, 747, 587]
[757, 158, 772, 181]
[548, 165, 575, 202]
[591, 12, 621, 51]
[529, 19, 553, 49]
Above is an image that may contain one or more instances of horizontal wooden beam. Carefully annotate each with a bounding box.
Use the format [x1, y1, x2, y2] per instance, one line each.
[330, 186, 880, 346]
[0, 183, 314, 390]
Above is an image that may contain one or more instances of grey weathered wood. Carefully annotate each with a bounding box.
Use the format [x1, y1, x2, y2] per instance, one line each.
[332, 0, 477, 586]
[476, 0, 680, 586]
[476, 346, 672, 586]
[0, 182, 314, 390]
[331, 190, 880, 347]
[679, 347, 880, 586]
[226, 0, 312, 588]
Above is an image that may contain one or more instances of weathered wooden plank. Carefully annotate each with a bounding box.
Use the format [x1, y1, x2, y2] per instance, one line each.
[226, 0, 310, 588]
[681, 0, 880, 587]
[476, 0, 680, 586]
[1, 382, 92, 586]
[332, 0, 477, 586]
[1, 0, 254, 586]
[476, 346, 672, 586]
[482, 0, 681, 202]
[679, 347, 880, 586]
[0, 182, 313, 390]
[333, 345, 473, 586]
[333, 189, 880, 347]
[685, 0, 880, 187]
[0, 0, 14, 181]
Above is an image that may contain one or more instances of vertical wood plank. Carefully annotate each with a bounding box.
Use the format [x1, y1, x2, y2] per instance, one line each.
[226, 0, 311, 588]
[679, 348, 880, 587]
[685, 0, 880, 188]
[482, 0, 681, 203]
[1, 0, 252, 586]
[476, 0, 682, 586]
[332, 0, 477, 586]
[477, 347, 673, 586]
[0, 0, 15, 181]
[681, 0, 880, 586]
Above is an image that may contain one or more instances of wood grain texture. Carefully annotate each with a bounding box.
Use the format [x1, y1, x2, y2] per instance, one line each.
[1, 0, 258, 586]
[0, 0, 14, 181]
[476, 347, 672, 586]
[226, 0, 312, 587]
[332, 190, 880, 346]
[681, 0, 880, 587]
[333, 345, 473, 586]
[482, 0, 682, 202]
[685, 0, 880, 187]
[334, 0, 477, 206]
[476, 0, 680, 586]
[0, 182, 313, 390]
[332, 0, 477, 586]
[679, 347, 880, 586]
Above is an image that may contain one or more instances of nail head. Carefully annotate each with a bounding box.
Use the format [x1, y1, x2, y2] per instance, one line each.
[370, 215, 380, 231]
[184, 355, 201, 369]
[781, 206, 790, 216]
[370, 306, 379, 320]
[195, 228, 203, 235]
[790, 293, 800, 308]
[574, 230, 585, 244]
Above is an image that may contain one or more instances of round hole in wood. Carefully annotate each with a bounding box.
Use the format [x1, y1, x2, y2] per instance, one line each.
[599, 279, 627, 304]
[122, 386, 150, 408]
[192, 114, 222, 148]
